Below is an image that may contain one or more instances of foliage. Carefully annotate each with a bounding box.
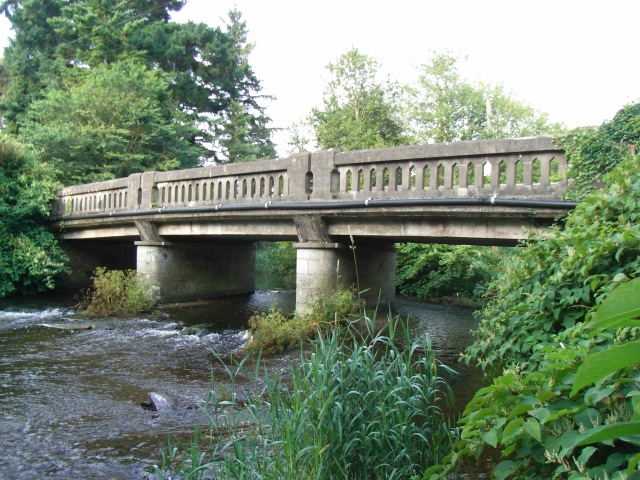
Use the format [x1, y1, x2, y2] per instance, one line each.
[464, 153, 640, 372]
[156, 317, 456, 479]
[19, 60, 204, 184]
[0, 134, 68, 297]
[212, 10, 277, 163]
[255, 241, 296, 280]
[0, 0, 65, 131]
[77, 267, 156, 317]
[291, 48, 407, 152]
[290, 50, 560, 152]
[428, 277, 640, 480]
[560, 102, 640, 201]
[396, 243, 504, 301]
[0, 1, 275, 170]
[246, 287, 363, 353]
[404, 52, 561, 143]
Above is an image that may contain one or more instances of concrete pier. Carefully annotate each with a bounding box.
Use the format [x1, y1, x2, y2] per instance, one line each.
[294, 242, 396, 313]
[135, 241, 256, 303]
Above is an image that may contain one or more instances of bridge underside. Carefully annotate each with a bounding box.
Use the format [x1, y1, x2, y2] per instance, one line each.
[56, 204, 564, 311]
[56, 204, 562, 246]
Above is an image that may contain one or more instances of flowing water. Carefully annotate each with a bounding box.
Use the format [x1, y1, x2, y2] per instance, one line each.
[0, 291, 483, 479]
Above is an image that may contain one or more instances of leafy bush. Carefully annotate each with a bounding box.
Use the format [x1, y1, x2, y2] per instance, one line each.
[396, 243, 504, 301]
[561, 102, 640, 201]
[246, 287, 363, 353]
[255, 241, 296, 276]
[428, 278, 640, 480]
[465, 153, 640, 372]
[157, 317, 456, 479]
[77, 267, 156, 317]
[0, 134, 68, 296]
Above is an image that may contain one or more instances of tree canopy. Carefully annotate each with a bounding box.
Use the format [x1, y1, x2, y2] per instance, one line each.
[0, 0, 275, 183]
[19, 59, 203, 183]
[291, 48, 407, 152]
[289, 49, 560, 153]
[404, 52, 559, 143]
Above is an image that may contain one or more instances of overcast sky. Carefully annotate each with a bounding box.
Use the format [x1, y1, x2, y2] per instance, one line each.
[1, 0, 638, 156]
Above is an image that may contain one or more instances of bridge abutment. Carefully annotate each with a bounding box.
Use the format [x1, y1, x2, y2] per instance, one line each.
[135, 241, 256, 303]
[294, 242, 395, 313]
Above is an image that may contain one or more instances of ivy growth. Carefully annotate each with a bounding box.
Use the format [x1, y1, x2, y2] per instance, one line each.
[560, 102, 640, 201]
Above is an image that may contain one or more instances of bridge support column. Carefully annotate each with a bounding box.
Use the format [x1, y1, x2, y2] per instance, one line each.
[136, 241, 256, 303]
[294, 242, 395, 313]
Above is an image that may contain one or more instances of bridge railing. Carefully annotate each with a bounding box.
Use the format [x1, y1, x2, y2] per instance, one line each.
[323, 137, 567, 201]
[54, 137, 567, 217]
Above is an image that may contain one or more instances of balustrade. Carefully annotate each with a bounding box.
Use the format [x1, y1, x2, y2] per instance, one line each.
[54, 137, 567, 218]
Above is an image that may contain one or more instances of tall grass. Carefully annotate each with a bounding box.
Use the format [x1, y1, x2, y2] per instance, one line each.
[154, 316, 457, 479]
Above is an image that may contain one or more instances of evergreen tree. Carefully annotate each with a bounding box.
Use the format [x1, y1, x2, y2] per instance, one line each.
[19, 60, 204, 183]
[0, 0, 66, 132]
[0, 1, 275, 181]
[213, 9, 276, 162]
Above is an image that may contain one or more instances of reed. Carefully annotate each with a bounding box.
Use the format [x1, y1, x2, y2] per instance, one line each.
[154, 315, 457, 479]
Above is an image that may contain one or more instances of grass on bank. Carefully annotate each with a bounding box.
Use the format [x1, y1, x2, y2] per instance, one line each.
[75, 267, 157, 317]
[154, 313, 457, 479]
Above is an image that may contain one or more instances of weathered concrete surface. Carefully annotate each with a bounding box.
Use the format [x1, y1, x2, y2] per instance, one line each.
[136, 242, 256, 303]
[294, 242, 396, 313]
[51, 137, 575, 308]
[54, 137, 568, 218]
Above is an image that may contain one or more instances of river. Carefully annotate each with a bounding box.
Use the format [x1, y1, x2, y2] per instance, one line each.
[0, 290, 483, 479]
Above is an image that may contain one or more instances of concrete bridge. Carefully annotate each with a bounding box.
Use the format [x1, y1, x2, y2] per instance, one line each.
[53, 136, 575, 311]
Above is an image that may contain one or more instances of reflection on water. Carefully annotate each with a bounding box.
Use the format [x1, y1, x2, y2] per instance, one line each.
[0, 291, 482, 479]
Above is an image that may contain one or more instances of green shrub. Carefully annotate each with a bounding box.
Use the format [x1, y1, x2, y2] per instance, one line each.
[396, 243, 504, 301]
[427, 130, 640, 479]
[0, 134, 68, 296]
[255, 242, 296, 278]
[560, 102, 640, 201]
[156, 317, 457, 479]
[77, 267, 156, 317]
[465, 153, 640, 372]
[246, 287, 364, 353]
[427, 278, 640, 480]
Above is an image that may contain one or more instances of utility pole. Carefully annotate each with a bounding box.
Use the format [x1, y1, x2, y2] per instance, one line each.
[485, 97, 493, 135]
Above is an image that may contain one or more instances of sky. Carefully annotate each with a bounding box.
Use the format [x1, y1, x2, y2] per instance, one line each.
[1, 0, 638, 157]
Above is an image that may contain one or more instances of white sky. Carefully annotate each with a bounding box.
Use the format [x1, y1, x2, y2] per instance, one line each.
[1, 0, 638, 157]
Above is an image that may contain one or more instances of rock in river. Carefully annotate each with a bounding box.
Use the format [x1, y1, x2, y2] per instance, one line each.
[141, 392, 177, 412]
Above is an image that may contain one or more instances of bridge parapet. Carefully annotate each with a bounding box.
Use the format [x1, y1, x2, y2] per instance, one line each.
[54, 137, 567, 218]
[323, 136, 567, 201]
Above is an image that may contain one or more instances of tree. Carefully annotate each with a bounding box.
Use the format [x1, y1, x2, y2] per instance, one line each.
[293, 48, 407, 152]
[0, 0, 66, 132]
[396, 243, 503, 301]
[404, 51, 559, 143]
[0, 135, 68, 296]
[212, 10, 276, 162]
[0, 1, 275, 173]
[18, 60, 204, 183]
